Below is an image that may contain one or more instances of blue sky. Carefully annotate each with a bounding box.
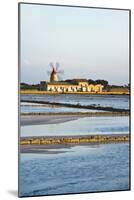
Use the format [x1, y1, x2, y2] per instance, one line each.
[20, 4, 129, 85]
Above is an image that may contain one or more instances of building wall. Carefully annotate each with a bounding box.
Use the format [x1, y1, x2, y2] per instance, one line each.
[40, 81, 103, 93]
[40, 81, 47, 90]
[46, 82, 103, 93]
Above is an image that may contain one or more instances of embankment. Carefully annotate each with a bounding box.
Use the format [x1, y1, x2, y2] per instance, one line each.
[20, 134, 129, 146]
[21, 100, 129, 112]
[20, 112, 129, 126]
[20, 90, 129, 95]
[21, 111, 129, 116]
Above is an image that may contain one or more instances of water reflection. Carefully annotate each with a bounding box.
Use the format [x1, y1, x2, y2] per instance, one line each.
[20, 143, 129, 197]
[21, 116, 129, 137]
[21, 102, 103, 113]
[21, 94, 129, 109]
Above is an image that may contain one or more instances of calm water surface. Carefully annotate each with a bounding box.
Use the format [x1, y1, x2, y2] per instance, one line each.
[21, 94, 129, 109]
[21, 116, 129, 137]
[20, 94, 130, 197]
[19, 143, 130, 197]
[21, 102, 104, 113]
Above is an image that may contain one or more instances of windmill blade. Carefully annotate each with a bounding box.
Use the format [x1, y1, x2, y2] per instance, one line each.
[49, 62, 54, 69]
[56, 62, 60, 71]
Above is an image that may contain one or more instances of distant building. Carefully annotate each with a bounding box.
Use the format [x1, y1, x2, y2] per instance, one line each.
[40, 79, 103, 93]
[40, 65, 103, 93]
[50, 67, 59, 82]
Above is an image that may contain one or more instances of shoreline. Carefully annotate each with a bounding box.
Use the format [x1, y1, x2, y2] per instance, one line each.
[21, 100, 129, 112]
[21, 114, 81, 126]
[20, 90, 129, 95]
[21, 111, 129, 116]
[20, 112, 129, 126]
[20, 134, 129, 154]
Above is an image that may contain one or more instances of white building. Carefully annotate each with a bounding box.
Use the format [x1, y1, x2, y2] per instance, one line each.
[40, 79, 103, 93]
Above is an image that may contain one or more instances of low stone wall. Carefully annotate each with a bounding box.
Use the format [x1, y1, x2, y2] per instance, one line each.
[21, 111, 129, 116]
[20, 134, 129, 145]
[21, 100, 129, 112]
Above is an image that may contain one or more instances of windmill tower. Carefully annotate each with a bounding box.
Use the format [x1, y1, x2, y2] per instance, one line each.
[48, 62, 63, 82]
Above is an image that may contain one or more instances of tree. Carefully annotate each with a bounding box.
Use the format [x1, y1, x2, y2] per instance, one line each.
[127, 83, 130, 88]
[88, 79, 95, 84]
[94, 80, 109, 88]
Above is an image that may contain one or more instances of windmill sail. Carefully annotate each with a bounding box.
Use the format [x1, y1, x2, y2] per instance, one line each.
[47, 62, 64, 82]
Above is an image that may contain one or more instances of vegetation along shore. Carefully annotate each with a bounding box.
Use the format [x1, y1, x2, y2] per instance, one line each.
[21, 100, 129, 112]
[20, 134, 129, 147]
[21, 111, 129, 116]
[20, 90, 129, 95]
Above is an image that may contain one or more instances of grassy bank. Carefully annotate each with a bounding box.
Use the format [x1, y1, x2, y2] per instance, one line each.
[21, 100, 129, 112]
[20, 134, 129, 145]
[20, 90, 129, 95]
[21, 111, 129, 116]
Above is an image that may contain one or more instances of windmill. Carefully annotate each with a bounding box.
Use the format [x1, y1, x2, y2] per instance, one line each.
[47, 62, 64, 82]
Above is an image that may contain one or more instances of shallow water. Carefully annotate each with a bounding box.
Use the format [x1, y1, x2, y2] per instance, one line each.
[19, 94, 130, 197]
[19, 143, 130, 197]
[21, 116, 129, 137]
[21, 102, 104, 113]
[21, 94, 129, 109]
